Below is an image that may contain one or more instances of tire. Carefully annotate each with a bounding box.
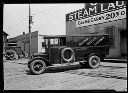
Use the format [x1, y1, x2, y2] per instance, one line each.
[29, 59, 46, 75]
[5, 56, 10, 60]
[5, 50, 18, 60]
[14, 52, 19, 59]
[88, 55, 100, 68]
[5, 51, 14, 60]
[61, 47, 75, 62]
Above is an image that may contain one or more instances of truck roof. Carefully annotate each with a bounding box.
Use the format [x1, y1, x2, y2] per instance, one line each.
[43, 34, 109, 38]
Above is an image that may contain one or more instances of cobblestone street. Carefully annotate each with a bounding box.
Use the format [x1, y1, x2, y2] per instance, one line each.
[3, 58, 127, 91]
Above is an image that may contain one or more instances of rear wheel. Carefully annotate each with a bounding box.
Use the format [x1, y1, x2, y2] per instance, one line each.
[88, 55, 100, 68]
[5, 50, 18, 60]
[29, 59, 46, 75]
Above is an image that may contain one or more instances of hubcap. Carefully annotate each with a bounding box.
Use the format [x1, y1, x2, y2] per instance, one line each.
[64, 50, 72, 60]
[91, 57, 99, 66]
[33, 62, 43, 71]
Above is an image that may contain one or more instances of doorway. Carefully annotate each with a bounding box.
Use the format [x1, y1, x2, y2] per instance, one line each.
[120, 30, 127, 58]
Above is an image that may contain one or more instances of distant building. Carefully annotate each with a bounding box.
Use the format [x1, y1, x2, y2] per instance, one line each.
[8, 31, 45, 56]
[3, 31, 8, 54]
[66, 2, 127, 58]
[3, 31, 8, 43]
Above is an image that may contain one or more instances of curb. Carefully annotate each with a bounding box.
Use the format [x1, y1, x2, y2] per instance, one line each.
[104, 59, 127, 63]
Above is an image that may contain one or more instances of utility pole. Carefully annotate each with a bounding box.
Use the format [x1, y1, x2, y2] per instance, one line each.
[29, 4, 31, 58]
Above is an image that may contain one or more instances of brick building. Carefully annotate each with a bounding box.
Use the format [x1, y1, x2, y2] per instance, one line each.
[8, 31, 45, 56]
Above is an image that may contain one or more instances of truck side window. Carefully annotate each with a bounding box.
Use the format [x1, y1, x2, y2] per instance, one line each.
[60, 37, 66, 46]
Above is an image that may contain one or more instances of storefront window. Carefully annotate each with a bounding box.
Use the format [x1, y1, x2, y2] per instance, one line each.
[105, 26, 115, 48]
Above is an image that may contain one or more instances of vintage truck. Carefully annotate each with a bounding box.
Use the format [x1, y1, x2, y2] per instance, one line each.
[28, 34, 109, 75]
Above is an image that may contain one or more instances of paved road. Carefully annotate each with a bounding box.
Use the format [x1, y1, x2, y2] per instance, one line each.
[3, 58, 127, 91]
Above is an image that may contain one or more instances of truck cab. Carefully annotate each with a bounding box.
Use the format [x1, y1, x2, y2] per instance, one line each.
[28, 34, 109, 75]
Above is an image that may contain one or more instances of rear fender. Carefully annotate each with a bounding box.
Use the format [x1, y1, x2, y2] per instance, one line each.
[28, 57, 51, 67]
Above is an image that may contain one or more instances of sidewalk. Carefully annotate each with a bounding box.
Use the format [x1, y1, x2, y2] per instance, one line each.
[104, 58, 127, 63]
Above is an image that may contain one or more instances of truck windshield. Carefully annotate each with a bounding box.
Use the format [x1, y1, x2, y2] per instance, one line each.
[50, 38, 59, 47]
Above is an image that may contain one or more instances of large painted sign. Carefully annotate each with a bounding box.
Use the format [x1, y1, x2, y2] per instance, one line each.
[76, 7, 126, 27]
[66, 1, 126, 22]
[79, 36, 105, 46]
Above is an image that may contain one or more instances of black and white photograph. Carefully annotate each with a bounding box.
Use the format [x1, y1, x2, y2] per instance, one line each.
[3, 1, 127, 91]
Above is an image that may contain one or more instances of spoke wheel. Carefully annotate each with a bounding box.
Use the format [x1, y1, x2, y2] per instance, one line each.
[29, 59, 46, 75]
[88, 55, 100, 68]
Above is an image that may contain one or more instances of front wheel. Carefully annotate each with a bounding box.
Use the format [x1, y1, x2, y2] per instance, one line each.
[88, 55, 100, 68]
[29, 59, 46, 75]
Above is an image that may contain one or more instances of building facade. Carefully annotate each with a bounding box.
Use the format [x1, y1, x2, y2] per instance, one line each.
[3, 31, 8, 54]
[66, 2, 127, 58]
[3, 31, 8, 43]
[8, 31, 45, 56]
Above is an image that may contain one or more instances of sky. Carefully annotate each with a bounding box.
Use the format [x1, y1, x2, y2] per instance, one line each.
[3, 4, 84, 38]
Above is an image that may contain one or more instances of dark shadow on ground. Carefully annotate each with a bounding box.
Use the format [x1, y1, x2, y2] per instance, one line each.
[25, 64, 127, 80]
[25, 69, 32, 75]
[25, 63, 88, 75]
[45, 64, 83, 73]
[25, 63, 126, 75]
[17, 63, 28, 65]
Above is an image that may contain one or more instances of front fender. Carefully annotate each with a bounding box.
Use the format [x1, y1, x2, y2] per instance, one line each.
[28, 57, 51, 67]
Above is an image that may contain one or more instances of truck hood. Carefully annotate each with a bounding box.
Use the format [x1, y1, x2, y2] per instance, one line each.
[32, 52, 48, 59]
